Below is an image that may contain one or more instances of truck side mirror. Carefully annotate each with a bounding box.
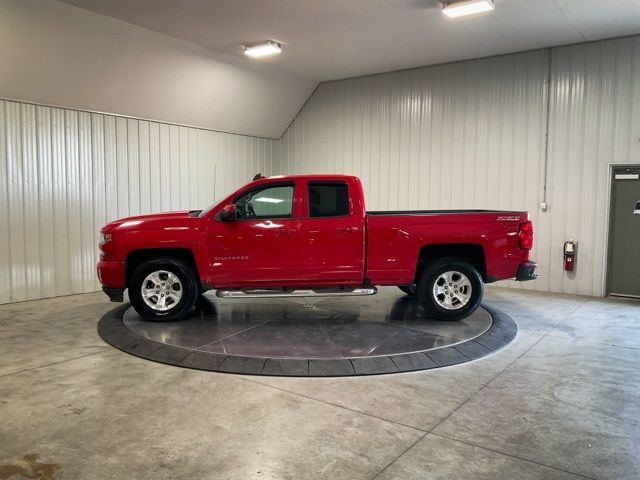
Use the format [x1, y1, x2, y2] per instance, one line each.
[220, 204, 237, 222]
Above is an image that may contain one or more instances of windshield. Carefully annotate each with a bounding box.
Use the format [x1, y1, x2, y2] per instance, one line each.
[198, 182, 293, 218]
[198, 186, 236, 217]
[198, 199, 222, 217]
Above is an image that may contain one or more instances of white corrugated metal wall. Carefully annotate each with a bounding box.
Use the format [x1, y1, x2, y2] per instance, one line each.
[544, 37, 640, 296]
[2, 36, 639, 303]
[277, 36, 640, 296]
[0, 100, 277, 303]
[278, 50, 550, 292]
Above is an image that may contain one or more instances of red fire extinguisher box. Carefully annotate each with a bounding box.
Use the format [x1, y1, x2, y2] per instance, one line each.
[564, 241, 576, 272]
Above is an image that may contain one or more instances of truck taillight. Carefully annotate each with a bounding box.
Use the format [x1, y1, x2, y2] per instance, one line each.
[518, 221, 534, 250]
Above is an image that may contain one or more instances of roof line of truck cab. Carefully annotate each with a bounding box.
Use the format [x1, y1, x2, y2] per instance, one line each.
[201, 174, 362, 219]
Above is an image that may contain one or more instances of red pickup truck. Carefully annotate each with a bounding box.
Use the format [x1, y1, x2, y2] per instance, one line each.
[98, 174, 536, 321]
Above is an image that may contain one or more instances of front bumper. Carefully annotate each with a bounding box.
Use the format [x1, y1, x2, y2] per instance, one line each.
[97, 260, 126, 301]
[516, 260, 537, 281]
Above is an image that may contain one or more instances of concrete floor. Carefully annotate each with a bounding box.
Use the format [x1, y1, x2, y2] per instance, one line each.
[0, 287, 639, 480]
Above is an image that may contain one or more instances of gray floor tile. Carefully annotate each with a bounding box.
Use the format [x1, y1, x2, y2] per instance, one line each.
[1, 287, 638, 479]
[376, 434, 585, 480]
[434, 336, 640, 479]
[0, 351, 421, 480]
[240, 333, 541, 431]
[488, 335, 640, 426]
[0, 313, 108, 376]
[549, 307, 640, 349]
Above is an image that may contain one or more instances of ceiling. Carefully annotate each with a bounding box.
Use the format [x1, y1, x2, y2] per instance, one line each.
[60, 0, 640, 81]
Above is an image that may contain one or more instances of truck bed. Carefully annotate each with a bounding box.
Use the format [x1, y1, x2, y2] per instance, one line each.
[364, 209, 529, 286]
[367, 209, 522, 215]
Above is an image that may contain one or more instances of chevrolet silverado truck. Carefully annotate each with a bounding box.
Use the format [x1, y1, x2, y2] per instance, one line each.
[98, 174, 536, 321]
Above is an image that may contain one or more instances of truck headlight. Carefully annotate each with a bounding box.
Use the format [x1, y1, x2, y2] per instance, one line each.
[99, 232, 113, 259]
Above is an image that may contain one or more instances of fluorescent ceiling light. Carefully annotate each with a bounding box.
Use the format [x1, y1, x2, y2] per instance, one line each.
[255, 197, 284, 203]
[243, 41, 282, 58]
[442, 0, 495, 18]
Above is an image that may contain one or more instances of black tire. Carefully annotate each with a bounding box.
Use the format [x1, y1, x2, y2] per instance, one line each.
[416, 257, 483, 321]
[398, 285, 416, 296]
[129, 257, 199, 321]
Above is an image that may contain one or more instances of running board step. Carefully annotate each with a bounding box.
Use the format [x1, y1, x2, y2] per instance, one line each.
[215, 287, 378, 299]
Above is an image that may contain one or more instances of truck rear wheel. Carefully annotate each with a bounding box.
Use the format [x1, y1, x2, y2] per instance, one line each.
[417, 257, 483, 321]
[129, 257, 199, 321]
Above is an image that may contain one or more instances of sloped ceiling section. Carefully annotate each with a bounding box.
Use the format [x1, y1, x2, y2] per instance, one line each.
[59, 0, 640, 82]
[0, 0, 316, 139]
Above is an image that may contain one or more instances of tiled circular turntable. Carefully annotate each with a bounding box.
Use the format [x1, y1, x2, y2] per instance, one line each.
[98, 287, 517, 376]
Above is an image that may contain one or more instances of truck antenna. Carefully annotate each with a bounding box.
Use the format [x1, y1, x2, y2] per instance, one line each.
[252, 173, 265, 180]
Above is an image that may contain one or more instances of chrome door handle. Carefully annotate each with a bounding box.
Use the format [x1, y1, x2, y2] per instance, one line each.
[337, 226, 359, 233]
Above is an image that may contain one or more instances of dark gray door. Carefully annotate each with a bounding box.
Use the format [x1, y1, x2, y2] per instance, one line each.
[608, 166, 640, 298]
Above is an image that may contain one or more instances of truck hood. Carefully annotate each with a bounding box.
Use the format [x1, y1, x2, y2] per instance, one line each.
[102, 211, 196, 232]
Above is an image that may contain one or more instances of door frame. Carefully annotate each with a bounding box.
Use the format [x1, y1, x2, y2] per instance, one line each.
[604, 164, 640, 297]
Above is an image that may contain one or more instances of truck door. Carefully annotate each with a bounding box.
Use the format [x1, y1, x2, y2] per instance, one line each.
[299, 180, 365, 284]
[207, 181, 302, 286]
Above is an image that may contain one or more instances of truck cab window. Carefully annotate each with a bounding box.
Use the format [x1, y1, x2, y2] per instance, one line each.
[235, 184, 294, 219]
[308, 183, 349, 217]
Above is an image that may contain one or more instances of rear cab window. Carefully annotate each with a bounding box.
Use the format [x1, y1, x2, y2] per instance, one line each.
[308, 182, 350, 217]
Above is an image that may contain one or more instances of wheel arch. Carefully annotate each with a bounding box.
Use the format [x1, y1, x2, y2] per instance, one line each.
[125, 248, 201, 289]
[415, 244, 487, 283]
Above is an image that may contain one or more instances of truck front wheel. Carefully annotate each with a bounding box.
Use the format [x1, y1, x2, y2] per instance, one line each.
[129, 257, 199, 321]
[417, 257, 483, 321]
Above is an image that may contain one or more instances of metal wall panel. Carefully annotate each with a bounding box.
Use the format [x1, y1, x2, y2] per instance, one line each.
[277, 36, 640, 296]
[278, 50, 549, 292]
[0, 100, 276, 303]
[3, 36, 638, 303]
[543, 36, 640, 296]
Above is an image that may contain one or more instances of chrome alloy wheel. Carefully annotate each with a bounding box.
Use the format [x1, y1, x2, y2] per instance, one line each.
[432, 271, 472, 310]
[141, 270, 183, 312]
